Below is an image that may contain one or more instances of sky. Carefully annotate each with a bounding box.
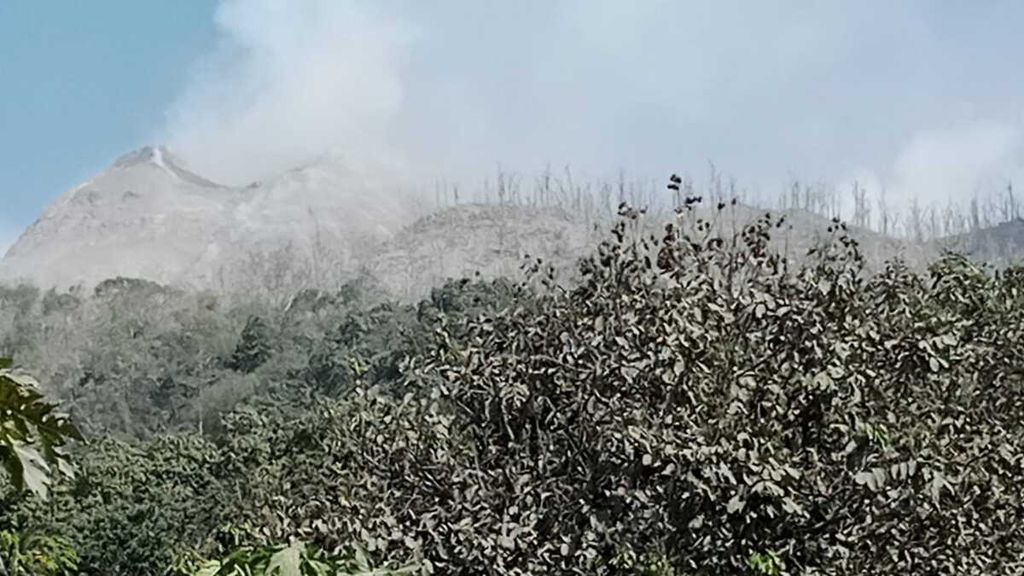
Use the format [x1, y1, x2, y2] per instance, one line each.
[3, 1, 1024, 253]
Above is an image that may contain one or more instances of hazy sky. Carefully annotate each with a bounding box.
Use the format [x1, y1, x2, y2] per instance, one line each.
[3, 1, 1024, 252]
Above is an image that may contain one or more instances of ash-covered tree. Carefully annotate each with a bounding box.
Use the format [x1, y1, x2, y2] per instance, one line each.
[229, 316, 271, 374]
[233, 197, 1021, 575]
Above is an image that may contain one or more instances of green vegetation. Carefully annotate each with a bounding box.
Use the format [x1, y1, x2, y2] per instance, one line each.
[0, 360, 81, 575]
[0, 529, 78, 576]
[1, 194, 1024, 574]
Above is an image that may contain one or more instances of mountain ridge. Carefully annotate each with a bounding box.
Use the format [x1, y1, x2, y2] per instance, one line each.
[3, 146, 1023, 298]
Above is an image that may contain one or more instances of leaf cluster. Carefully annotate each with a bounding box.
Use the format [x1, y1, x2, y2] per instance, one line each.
[0, 360, 80, 499]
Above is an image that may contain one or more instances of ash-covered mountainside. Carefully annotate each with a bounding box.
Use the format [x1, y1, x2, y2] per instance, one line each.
[932, 218, 1024, 267]
[1, 146, 413, 291]
[3, 146, 1022, 297]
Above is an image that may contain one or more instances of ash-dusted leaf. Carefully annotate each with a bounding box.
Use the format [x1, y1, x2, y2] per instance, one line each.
[726, 494, 745, 514]
[929, 470, 953, 504]
[854, 471, 875, 489]
[194, 561, 222, 576]
[266, 543, 302, 576]
[13, 443, 51, 499]
[0, 362, 78, 499]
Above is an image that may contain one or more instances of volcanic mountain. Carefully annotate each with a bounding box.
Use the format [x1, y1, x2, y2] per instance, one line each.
[1, 146, 415, 292]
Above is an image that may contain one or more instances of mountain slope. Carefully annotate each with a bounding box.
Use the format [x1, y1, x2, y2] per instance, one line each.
[3, 146, 238, 288]
[366, 203, 601, 299]
[932, 218, 1024, 267]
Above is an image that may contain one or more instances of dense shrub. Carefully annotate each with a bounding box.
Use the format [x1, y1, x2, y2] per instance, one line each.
[9, 435, 223, 575]
[222, 205, 1024, 574]
[397, 206, 1024, 574]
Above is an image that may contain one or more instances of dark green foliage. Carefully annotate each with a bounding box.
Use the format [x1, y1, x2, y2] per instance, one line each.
[0, 360, 81, 575]
[0, 358, 79, 573]
[92, 277, 170, 299]
[0, 284, 42, 356]
[303, 279, 516, 398]
[0, 278, 486, 438]
[14, 435, 223, 575]
[419, 277, 522, 318]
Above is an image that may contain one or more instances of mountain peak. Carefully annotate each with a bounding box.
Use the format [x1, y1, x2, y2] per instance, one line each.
[112, 145, 225, 188]
[113, 145, 171, 168]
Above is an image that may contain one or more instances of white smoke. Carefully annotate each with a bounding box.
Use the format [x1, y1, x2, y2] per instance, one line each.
[163, 0, 414, 185]
[162, 0, 1024, 212]
[843, 121, 1024, 215]
[889, 122, 1024, 205]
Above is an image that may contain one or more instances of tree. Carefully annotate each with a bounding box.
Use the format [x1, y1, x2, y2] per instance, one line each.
[230, 317, 271, 374]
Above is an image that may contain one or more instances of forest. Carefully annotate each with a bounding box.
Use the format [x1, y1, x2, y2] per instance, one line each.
[1, 196, 1023, 575]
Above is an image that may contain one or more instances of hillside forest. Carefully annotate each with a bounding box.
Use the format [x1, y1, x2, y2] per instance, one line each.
[1, 191, 1024, 575]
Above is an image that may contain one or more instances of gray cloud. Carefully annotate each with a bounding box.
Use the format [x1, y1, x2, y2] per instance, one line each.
[162, 0, 1024, 210]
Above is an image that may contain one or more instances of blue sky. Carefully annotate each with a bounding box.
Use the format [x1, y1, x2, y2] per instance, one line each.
[0, 1, 217, 248]
[3, 1, 1024, 252]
